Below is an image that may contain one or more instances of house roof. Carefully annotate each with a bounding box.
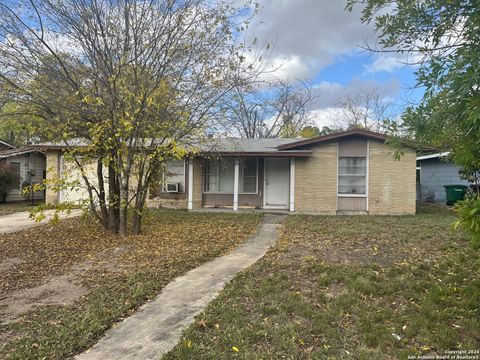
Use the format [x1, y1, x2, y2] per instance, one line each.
[277, 128, 388, 150]
[34, 137, 313, 157]
[33, 138, 87, 149]
[0, 147, 45, 159]
[0, 139, 16, 149]
[32, 130, 394, 157]
[416, 152, 451, 161]
[197, 138, 312, 157]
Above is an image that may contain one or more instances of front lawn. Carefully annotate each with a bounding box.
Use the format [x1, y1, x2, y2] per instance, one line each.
[0, 209, 261, 359]
[166, 207, 480, 359]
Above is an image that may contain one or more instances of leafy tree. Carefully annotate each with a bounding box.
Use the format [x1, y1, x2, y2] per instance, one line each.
[0, 103, 43, 146]
[299, 126, 321, 138]
[348, 0, 480, 243]
[0, 0, 259, 235]
[299, 125, 340, 138]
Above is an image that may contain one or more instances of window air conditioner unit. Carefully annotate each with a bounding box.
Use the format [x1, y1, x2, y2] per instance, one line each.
[165, 183, 180, 193]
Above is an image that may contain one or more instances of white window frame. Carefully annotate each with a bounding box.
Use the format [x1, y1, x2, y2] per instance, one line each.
[203, 158, 235, 194]
[203, 158, 259, 194]
[162, 159, 186, 193]
[240, 158, 258, 194]
[337, 156, 368, 198]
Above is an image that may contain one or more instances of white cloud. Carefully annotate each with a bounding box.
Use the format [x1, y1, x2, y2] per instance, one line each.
[311, 78, 400, 109]
[255, 54, 311, 82]
[313, 81, 344, 92]
[367, 56, 404, 73]
[365, 51, 423, 74]
[310, 107, 344, 128]
[244, 0, 376, 80]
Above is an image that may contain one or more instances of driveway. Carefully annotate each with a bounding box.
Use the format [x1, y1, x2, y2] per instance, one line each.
[0, 209, 83, 234]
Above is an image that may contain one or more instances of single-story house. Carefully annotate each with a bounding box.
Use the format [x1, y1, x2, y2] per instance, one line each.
[0, 139, 46, 202]
[39, 129, 417, 214]
[416, 152, 470, 204]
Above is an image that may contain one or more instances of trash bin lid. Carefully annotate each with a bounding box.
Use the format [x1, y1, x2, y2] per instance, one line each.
[443, 184, 468, 189]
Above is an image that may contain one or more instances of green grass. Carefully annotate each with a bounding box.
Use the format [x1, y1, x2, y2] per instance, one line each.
[165, 207, 480, 359]
[0, 209, 261, 359]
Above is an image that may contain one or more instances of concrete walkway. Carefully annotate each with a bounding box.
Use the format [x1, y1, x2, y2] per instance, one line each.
[76, 214, 286, 360]
[0, 209, 83, 234]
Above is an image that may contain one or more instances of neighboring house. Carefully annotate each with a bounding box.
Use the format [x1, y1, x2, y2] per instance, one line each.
[416, 152, 470, 204]
[38, 129, 417, 215]
[0, 139, 46, 202]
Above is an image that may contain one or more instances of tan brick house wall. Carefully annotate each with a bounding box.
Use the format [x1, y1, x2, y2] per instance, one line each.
[294, 141, 338, 214]
[293, 138, 416, 215]
[150, 158, 203, 209]
[368, 139, 416, 214]
[192, 158, 203, 208]
[147, 197, 188, 209]
[45, 150, 60, 204]
[46, 152, 202, 209]
[44, 136, 417, 215]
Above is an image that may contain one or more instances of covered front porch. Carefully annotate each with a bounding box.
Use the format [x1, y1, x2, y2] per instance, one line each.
[187, 156, 298, 212]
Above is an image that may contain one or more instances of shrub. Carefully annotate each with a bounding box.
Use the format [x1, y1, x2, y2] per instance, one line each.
[454, 195, 480, 249]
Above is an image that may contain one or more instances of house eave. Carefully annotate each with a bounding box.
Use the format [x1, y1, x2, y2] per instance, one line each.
[0, 148, 45, 159]
[416, 151, 451, 161]
[197, 151, 312, 158]
[277, 129, 388, 150]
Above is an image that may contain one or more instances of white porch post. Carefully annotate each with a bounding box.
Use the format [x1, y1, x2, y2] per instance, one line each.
[289, 157, 295, 212]
[233, 158, 239, 211]
[188, 159, 194, 210]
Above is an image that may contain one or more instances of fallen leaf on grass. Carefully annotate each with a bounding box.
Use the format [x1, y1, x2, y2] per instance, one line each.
[196, 319, 207, 328]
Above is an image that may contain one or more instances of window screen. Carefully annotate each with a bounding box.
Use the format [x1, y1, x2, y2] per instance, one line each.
[241, 158, 257, 193]
[338, 157, 366, 195]
[163, 160, 185, 192]
[204, 158, 258, 193]
[204, 158, 235, 193]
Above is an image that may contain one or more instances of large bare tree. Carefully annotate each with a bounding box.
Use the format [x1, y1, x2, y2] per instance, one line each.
[0, 0, 259, 235]
[336, 84, 397, 132]
[221, 79, 315, 138]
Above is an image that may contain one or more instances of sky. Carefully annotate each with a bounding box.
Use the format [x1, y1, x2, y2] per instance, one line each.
[243, 0, 424, 128]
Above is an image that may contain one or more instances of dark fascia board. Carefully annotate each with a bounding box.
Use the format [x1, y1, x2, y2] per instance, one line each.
[0, 148, 45, 159]
[32, 146, 313, 157]
[31, 145, 68, 150]
[0, 139, 16, 149]
[277, 129, 388, 150]
[197, 151, 312, 158]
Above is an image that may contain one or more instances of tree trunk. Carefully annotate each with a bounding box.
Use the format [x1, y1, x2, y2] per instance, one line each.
[97, 159, 109, 229]
[132, 181, 150, 235]
[108, 163, 120, 233]
[132, 209, 142, 235]
[118, 182, 128, 237]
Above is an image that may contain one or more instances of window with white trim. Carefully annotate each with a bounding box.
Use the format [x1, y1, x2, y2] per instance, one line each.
[163, 160, 185, 192]
[338, 157, 366, 195]
[204, 158, 234, 193]
[204, 158, 258, 193]
[240, 158, 257, 193]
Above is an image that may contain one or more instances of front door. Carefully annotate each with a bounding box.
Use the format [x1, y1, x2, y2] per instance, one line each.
[264, 158, 290, 209]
